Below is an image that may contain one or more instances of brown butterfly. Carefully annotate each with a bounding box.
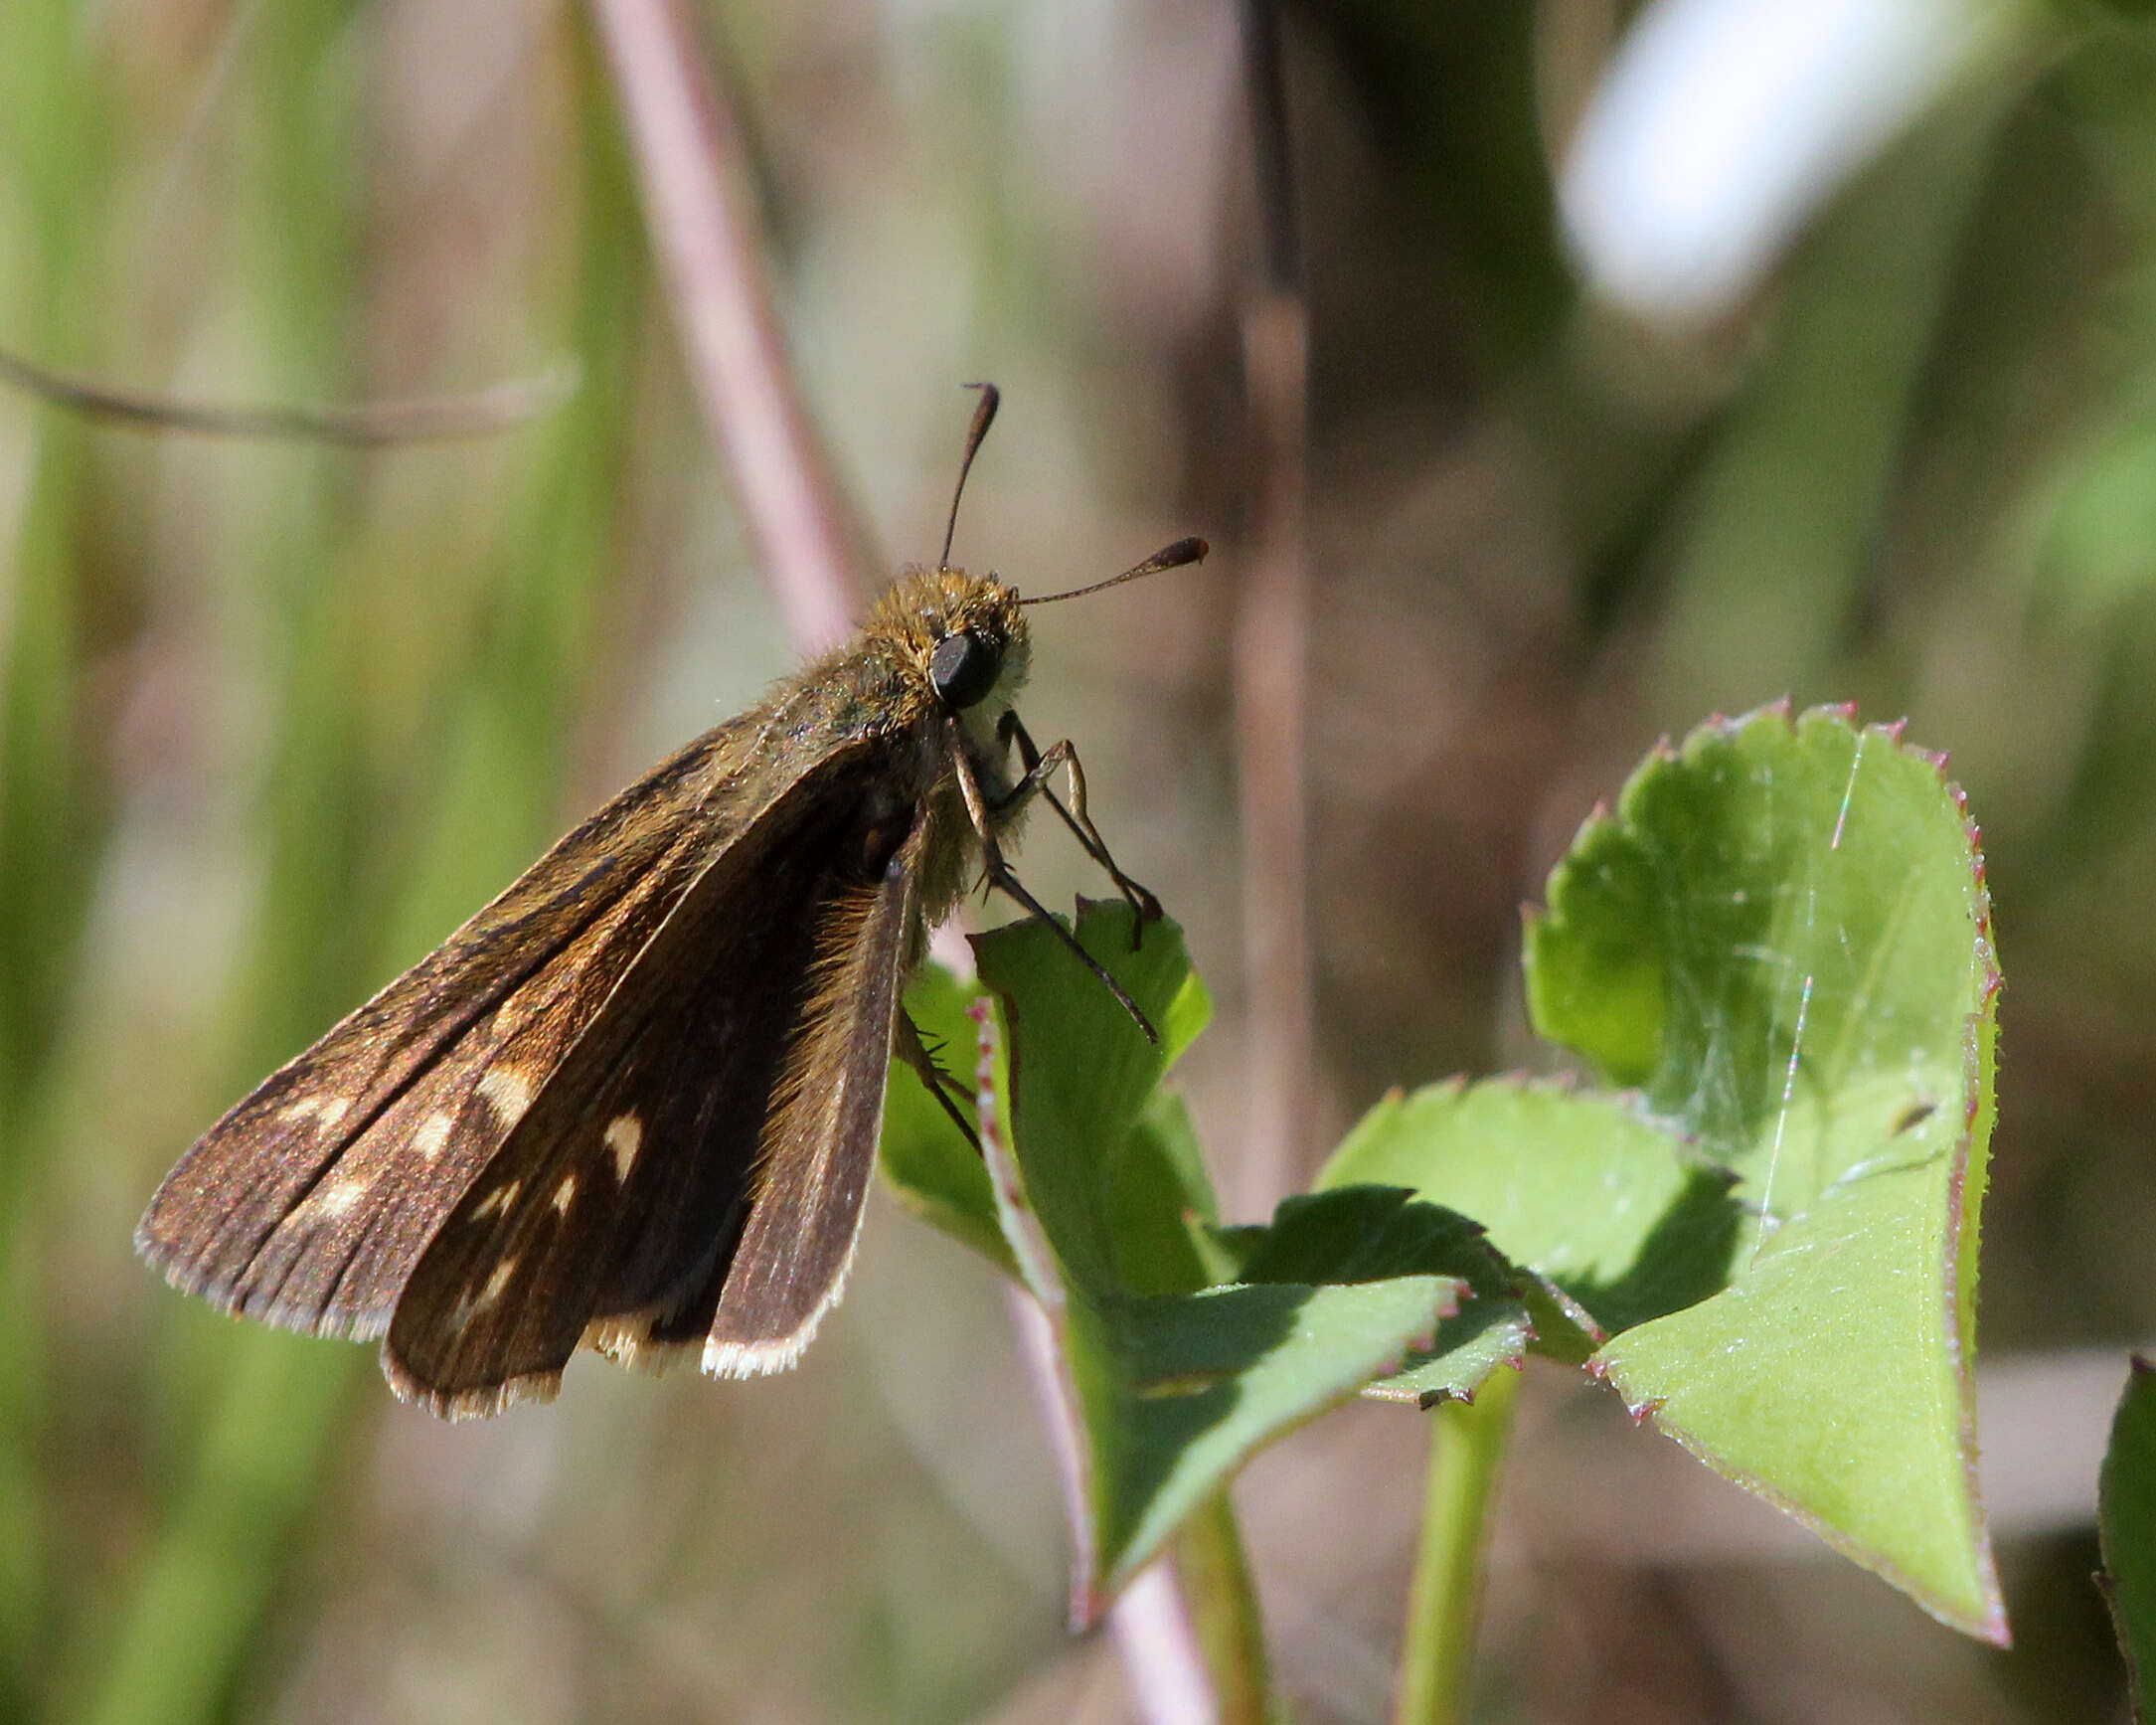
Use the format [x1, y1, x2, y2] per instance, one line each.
[136, 385, 1204, 1418]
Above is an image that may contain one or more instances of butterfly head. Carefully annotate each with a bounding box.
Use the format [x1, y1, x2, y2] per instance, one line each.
[873, 566, 1032, 727]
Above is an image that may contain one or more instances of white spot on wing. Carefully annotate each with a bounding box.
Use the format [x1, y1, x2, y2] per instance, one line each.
[471, 1181, 521, 1220]
[553, 1175, 578, 1215]
[412, 1112, 453, 1161]
[604, 1115, 642, 1183]
[283, 1096, 352, 1132]
[477, 1260, 517, 1307]
[312, 1178, 366, 1219]
[477, 1068, 536, 1123]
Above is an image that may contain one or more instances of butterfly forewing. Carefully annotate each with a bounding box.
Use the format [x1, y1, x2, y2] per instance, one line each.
[134, 704, 869, 1341]
[382, 764, 924, 1417]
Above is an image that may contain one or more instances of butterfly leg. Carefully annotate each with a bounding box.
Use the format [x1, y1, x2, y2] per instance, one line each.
[948, 718, 1161, 1044]
[995, 711, 1162, 938]
[895, 1010, 980, 1151]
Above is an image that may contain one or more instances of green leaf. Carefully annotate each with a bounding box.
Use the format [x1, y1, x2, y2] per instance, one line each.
[881, 938, 1227, 1291]
[1216, 1186, 1487, 1286]
[976, 904, 1203, 1293]
[2100, 1355, 2156, 1717]
[1318, 1080, 1741, 1349]
[966, 904, 1455, 1620]
[1101, 1091, 1222, 1296]
[1368, 1312, 1534, 1412]
[881, 961, 1010, 1275]
[1527, 703, 2005, 1641]
[1080, 1280, 1453, 1601]
[1213, 1184, 1535, 1410]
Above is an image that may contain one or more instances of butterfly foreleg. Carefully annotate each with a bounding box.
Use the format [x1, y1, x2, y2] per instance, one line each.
[946, 717, 1159, 1044]
[992, 710, 1161, 931]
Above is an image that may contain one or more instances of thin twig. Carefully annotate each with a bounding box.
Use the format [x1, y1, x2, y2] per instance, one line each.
[1111, 1562, 1221, 1725]
[0, 346, 581, 445]
[591, 12, 1218, 1716]
[997, 1085, 1220, 1724]
[1242, 0, 1301, 290]
[1235, 0, 1315, 1206]
[588, 0, 863, 653]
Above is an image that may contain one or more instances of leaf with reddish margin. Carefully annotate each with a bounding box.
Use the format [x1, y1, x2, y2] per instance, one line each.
[1528, 703, 2004, 1643]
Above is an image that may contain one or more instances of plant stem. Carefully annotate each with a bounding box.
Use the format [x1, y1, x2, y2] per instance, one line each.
[1393, 1367, 1520, 1725]
[1233, 0, 1315, 1209]
[1173, 1490, 1275, 1724]
[1109, 1563, 1218, 1725]
[588, 0, 865, 652]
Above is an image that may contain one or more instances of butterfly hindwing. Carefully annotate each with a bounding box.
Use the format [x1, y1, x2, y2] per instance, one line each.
[381, 769, 926, 1417]
[703, 815, 928, 1377]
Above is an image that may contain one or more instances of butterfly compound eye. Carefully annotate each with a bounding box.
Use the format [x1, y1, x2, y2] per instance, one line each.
[929, 629, 1002, 710]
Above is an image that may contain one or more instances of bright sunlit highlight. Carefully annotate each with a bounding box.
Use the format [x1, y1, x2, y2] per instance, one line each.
[1561, 0, 1990, 320]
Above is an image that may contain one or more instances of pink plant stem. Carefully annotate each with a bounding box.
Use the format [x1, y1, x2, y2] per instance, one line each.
[595, 7, 1218, 1713]
[589, 0, 861, 653]
[1235, 288, 1314, 1205]
[1112, 1560, 1221, 1725]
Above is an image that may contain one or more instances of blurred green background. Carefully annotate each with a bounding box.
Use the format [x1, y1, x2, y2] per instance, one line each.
[2, 0, 2153, 1718]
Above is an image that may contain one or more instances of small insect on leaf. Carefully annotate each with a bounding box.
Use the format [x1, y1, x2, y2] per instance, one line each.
[136, 384, 1207, 1419]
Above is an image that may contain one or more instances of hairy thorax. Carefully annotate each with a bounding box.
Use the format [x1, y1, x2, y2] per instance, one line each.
[779, 565, 1037, 936]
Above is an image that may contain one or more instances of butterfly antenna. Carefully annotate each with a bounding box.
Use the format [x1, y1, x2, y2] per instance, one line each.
[1017, 536, 1208, 606]
[940, 382, 1001, 570]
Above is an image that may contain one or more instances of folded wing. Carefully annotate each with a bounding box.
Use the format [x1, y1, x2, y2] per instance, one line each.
[135, 712, 872, 1342]
[381, 780, 929, 1417]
